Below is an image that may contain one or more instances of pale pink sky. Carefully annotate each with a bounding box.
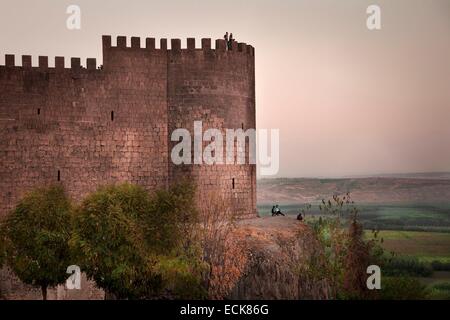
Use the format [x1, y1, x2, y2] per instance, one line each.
[1, 0, 449, 177]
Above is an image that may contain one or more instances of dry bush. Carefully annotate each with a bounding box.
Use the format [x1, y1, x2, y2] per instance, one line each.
[197, 192, 248, 299]
[342, 217, 372, 299]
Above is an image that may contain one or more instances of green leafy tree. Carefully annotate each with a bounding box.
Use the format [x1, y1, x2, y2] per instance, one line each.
[71, 182, 206, 299]
[144, 181, 199, 254]
[71, 183, 161, 299]
[380, 276, 429, 300]
[144, 181, 207, 298]
[1, 185, 73, 300]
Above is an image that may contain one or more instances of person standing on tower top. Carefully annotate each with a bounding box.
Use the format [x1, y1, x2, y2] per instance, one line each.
[228, 33, 235, 50]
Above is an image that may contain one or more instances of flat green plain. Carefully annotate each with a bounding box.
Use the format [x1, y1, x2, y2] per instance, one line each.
[365, 230, 450, 262]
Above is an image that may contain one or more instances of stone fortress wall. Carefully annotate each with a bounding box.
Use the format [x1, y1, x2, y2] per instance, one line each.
[0, 35, 256, 299]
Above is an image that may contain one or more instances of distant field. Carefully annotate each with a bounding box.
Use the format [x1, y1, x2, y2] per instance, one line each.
[359, 204, 450, 232]
[365, 230, 450, 262]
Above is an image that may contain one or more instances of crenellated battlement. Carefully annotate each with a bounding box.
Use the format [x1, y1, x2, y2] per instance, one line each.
[0, 35, 254, 73]
[101, 35, 254, 55]
[1, 54, 100, 71]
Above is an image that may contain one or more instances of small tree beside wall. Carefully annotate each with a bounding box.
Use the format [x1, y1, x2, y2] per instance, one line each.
[1, 185, 73, 300]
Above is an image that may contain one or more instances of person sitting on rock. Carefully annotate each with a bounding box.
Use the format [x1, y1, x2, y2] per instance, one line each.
[272, 204, 285, 216]
[297, 213, 303, 221]
[271, 205, 276, 215]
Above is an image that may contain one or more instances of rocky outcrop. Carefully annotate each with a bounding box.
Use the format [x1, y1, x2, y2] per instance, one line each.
[229, 216, 329, 299]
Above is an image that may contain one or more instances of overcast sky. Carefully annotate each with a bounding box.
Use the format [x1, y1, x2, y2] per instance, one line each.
[1, 0, 449, 178]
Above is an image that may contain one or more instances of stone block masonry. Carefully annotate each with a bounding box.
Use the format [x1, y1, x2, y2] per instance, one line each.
[0, 35, 256, 299]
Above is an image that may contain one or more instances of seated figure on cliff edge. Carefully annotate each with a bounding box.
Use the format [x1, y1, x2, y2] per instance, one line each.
[271, 204, 285, 217]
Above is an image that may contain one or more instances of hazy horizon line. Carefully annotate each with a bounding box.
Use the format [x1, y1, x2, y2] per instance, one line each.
[257, 171, 450, 180]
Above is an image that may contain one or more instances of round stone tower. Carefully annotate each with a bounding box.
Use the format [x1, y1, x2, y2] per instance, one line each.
[167, 38, 256, 218]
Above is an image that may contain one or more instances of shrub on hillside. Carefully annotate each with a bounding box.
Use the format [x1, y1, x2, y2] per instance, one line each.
[383, 256, 433, 277]
[380, 276, 429, 300]
[431, 260, 450, 271]
[300, 194, 435, 300]
[428, 282, 450, 300]
[198, 192, 247, 300]
[301, 194, 376, 299]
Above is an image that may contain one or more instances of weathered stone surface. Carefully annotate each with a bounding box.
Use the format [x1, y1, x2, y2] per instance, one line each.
[229, 217, 329, 300]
